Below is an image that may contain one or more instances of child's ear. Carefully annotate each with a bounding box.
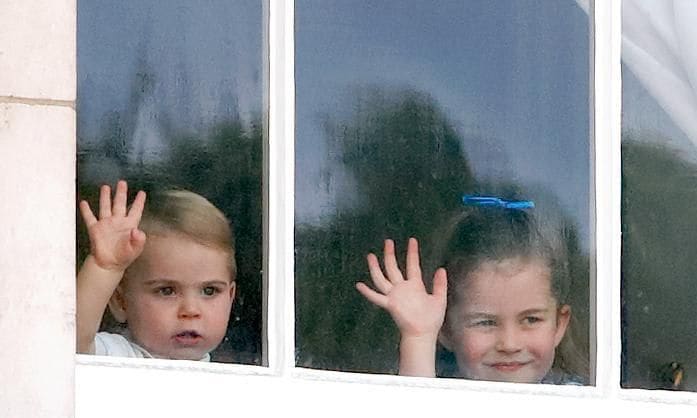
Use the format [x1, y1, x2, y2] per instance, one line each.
[553, 304, 571, 347]
[107, 285, 129, 323]
[438, 327, 455, 352]
[228, 281, 236, 300]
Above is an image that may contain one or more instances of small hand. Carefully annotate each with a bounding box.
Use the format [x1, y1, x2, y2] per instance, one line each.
[79, 180, 147, 272]
[356, 238, 447, 340]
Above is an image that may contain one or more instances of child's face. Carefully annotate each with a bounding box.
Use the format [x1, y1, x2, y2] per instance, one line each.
[113, 233, 235, 360]
[442, 257, 569, 383]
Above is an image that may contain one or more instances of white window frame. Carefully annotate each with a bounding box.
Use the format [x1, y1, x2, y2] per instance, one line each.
[3, 1, 697, 416]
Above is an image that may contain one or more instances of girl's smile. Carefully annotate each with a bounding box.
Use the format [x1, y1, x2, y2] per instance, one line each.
[488, 361, 533, 373]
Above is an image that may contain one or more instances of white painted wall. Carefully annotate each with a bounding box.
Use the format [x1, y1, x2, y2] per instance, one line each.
[0, 2, 76, 417]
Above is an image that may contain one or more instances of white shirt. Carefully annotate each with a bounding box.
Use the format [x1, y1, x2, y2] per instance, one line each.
[94, 332, 211, 361]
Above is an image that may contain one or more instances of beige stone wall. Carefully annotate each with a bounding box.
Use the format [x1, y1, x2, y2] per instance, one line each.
[0, 1, 75, 417]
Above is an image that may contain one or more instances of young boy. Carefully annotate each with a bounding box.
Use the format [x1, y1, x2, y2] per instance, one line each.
[77, 180, 236, 361]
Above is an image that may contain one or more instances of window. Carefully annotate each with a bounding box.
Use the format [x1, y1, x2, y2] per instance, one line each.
[76, 0, 264, 366]
[4, 1, 697, 416]
[295, 0, 591, 383]
[621, 0, 697, 392]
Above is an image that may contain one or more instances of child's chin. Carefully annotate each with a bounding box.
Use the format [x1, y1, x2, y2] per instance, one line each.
[491, 375, 538, 384]
[470, 370, 542, 384]
[157, 347, 210, 361]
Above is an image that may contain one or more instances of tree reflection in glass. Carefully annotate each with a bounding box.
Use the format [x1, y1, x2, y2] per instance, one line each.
[295, 1, 590, 380]
[77, 0, 264, 365]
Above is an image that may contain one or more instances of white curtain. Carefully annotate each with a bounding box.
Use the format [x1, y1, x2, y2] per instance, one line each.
[577, 0, 697, 147]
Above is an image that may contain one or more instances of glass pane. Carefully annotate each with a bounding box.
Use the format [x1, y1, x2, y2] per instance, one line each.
[77, 1, 264, 365]
[295, 0, 591, 385]
[621, 0, 697, 391]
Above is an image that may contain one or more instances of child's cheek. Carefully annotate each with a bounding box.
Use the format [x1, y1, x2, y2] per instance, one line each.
[212, 296, 234, 325]
[532, 328, 558, 362]
[459, 330, 491, 364]
[133, 294, 173, 321]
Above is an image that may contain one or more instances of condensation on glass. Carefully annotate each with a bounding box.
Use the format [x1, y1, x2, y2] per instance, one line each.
[295, 0, 591, 385]
[621, 0, 697, 391]
[77, 1, 264, 365]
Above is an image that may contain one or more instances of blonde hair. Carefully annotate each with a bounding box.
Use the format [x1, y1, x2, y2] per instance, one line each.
[136, 189, 236, 281]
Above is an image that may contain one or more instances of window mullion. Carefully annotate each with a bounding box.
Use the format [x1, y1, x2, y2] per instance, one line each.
[591, 0, 622, 396]
[267, 0, 296, 376]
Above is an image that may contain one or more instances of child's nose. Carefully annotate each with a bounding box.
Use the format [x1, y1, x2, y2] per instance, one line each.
[178, 295, 201, 319]
[495, 326, 523, 353]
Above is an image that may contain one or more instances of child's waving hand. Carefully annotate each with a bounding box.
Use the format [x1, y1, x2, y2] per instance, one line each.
[77, 180, 147, 354]
[356, 238, 447, 377]
[357, 238, 447, 339]
[79, 180, 147, 272]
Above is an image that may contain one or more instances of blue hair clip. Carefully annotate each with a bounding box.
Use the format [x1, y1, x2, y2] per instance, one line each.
[462, 195, 535, 210]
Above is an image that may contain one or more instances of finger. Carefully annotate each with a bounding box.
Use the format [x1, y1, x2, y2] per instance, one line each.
[79, 200, 98, 227]
[130, 228, 147, 253]
[356, 282, 388, 308]
[99, 184, 112, 219]
[405, 237, 422, 281]
[366, 253, 392, 293]
[383, 239, 405, 282]
[432, 268, 448, 305]
[112, 180, 128, 217]
[128, 190, 147, 223]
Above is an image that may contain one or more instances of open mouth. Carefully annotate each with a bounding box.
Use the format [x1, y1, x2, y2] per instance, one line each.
[174, 331, 203, 345]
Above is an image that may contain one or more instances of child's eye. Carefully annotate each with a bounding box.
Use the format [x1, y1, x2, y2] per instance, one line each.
[202, 286, 221, 296]
[156, 287, 175, 296]
[472, 319, 496, 327]
[523, 316, 543, 325]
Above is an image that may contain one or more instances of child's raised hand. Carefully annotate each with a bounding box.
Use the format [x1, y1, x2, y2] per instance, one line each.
[79, 180, 147, 272]
[356, 238, 447, 341]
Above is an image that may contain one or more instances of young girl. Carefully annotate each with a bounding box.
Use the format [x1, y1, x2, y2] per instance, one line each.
[356, 196, 586, 384]
[77, 180, 237, 361]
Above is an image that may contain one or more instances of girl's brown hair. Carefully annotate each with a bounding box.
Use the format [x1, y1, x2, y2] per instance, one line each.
[428, 204, 588, 381]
